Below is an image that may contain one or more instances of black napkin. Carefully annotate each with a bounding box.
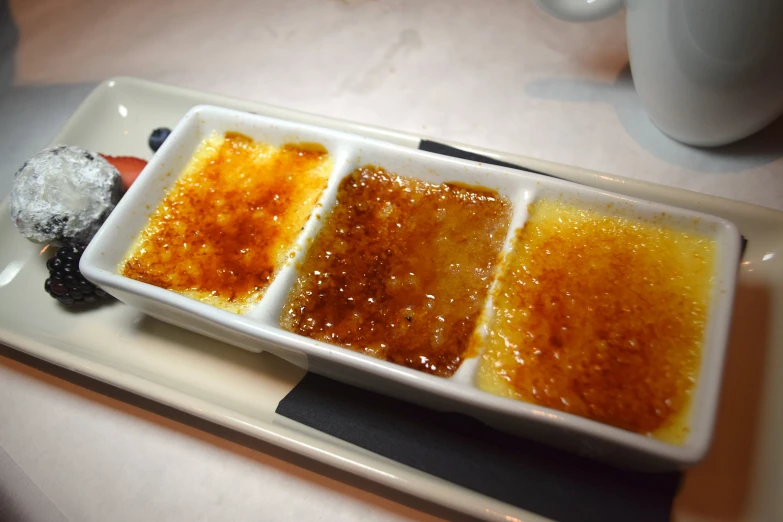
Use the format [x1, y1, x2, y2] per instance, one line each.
[419, 139, 554, 177]
[277, 372, 681, 522]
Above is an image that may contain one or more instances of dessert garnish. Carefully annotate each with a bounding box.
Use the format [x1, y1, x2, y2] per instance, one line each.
[9, 146, 122, 247]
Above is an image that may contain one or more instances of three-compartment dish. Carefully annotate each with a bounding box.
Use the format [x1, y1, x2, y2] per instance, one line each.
[80, 105, 741, 470]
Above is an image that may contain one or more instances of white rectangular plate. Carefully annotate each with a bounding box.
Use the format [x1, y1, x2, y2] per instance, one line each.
[1, 77, 781, 522]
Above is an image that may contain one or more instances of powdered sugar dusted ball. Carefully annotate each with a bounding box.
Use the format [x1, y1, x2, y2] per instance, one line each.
[9, 146, 123, 246]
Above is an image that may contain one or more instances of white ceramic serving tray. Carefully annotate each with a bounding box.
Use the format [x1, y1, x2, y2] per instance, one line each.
[1, 77, 781, 522]
[81, 104, 740, 470]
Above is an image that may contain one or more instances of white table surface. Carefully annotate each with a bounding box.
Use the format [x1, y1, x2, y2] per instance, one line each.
[0, 1, 781, 521]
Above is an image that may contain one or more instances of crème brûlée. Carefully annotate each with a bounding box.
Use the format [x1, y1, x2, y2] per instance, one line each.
[120, 131, 332, 313]
[477, 199, 716, 444]
[280, 166, 512, 377]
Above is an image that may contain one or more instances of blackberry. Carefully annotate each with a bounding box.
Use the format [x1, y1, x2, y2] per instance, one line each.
[45, 245, 107, 306]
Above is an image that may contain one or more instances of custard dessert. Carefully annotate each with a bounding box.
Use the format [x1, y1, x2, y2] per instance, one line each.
[477, 199, 716, 444]
[121, 132, 332, 313]
[280, 166, 512, 377]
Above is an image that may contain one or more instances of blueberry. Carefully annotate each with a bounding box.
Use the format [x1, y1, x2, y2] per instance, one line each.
[149, 128, 172, 153]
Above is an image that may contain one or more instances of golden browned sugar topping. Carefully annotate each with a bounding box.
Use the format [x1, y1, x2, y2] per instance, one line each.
[121, 132, 332, 313]
[477, 199, 716, 443]
[280, 166, 512, 377]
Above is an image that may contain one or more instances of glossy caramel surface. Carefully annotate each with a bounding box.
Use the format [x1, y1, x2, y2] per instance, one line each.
[477, 199, 716, 443]
[122, 132, 332, 313]
[280, 166, 512, 377]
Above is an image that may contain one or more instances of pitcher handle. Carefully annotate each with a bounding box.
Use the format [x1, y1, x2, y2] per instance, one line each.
[535, 0, 624, 22]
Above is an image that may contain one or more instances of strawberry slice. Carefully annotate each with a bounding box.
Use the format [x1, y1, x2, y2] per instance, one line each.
[100, 154, 148, 191]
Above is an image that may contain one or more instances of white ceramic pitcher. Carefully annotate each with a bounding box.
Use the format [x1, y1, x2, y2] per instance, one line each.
[535, 0, 783, 146]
